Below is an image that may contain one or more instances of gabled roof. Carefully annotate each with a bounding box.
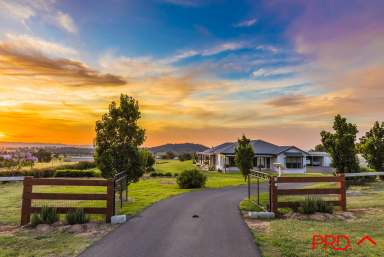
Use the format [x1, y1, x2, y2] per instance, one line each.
[199, 139, 307, 155]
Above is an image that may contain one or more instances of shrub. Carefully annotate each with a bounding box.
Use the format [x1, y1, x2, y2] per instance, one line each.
[316, 199, 334, 214]
[297, 197, 334, 214]
[39, 206, 59, 224]
[58, 161, 97, 170]
[165, 172, 172, 177]
[54, 169, 100, 177]
[0, 162, 96, 178]
[150, 172, 158, 177]
[300, 197, 318, 214]
[66, 208, 89, 225]
[173, 173, 179, 177]
[31, 213, 42, 227]
[176, 169, 207, 189]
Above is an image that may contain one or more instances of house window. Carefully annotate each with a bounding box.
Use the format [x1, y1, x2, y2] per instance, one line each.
[227, 156, 236, 167]
[286, 157, 303, 169]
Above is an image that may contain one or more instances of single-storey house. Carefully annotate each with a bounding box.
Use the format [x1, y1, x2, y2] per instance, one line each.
[197, 139, 309, 174]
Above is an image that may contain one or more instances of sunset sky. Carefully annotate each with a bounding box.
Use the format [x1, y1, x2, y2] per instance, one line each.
[0, 0, 383, 148]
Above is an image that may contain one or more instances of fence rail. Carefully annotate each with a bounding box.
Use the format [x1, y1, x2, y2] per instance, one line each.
[0, 176, 24, 182]
[20, 177, 114, 225]
[344, 172, 384, 177]
[271, 175, 346, 214]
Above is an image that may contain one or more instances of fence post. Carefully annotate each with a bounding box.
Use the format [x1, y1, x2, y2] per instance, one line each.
[271, 177, 278, 214]
[339, 174, 347, 211]
[21, 176, 33, 225]
[106, 179, 114, 222]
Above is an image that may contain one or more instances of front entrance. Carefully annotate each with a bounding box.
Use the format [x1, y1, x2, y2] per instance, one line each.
[253, 156, 272, 169]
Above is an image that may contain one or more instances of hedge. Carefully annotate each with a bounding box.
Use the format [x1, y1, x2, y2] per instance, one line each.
[0, 161, 97, 177]
[54, 169, 100, 177]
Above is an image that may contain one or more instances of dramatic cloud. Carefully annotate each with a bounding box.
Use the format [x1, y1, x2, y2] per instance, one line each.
[99, 52, 174, 79]
[0, 35, 126, 87]
[2, 34, 78, 58]
[0, 0, 78, 33]
[0, 0, 35, 24]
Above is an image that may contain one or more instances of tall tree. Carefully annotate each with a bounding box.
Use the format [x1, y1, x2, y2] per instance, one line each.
[235, 135, 254, 199]
[94, 94, 145, 180]
[358, 121, 384, 171]
[321, 114, 359, 173]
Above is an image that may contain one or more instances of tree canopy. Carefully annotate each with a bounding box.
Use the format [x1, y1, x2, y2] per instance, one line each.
[33, 149, 52, 163]
[358, 121, 384, 171]
[234, 135, 254, 180]
[321, 114, 359, 173]
[313, 144, 326, 152]
[94, 94, 145, 179]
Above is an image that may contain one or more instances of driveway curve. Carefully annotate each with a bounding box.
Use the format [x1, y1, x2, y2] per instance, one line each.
[80, 185, 267, 257]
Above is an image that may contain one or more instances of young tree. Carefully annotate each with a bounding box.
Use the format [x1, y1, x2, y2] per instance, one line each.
[235, 135, 255, 199]
[321, 114, 359, 173]
[358, 121, 384, 171]
[94, 94, 145, 181]
[139, 149, 155, 173]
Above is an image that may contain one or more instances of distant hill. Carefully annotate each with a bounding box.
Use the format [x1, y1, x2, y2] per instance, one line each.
[148, 143, 208, 154]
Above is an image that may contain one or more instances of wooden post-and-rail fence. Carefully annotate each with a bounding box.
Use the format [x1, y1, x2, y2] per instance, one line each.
[270, 175, 346, 214]
[21, 177, 114, 225]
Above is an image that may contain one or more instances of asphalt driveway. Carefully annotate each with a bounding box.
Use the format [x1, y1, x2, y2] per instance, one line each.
[79, 184, 267, 257]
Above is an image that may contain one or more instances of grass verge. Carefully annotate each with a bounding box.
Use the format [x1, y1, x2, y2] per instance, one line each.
[241, 180, 384, 257]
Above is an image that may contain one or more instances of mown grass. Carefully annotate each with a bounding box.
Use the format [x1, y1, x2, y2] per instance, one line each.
[0, 229, 109, 257]
[154, 159, 195, 174]
[242, 180, 384, 257]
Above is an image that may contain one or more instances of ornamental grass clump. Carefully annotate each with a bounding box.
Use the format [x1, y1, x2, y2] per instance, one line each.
[66, 208, 89, 225]
[297, 197, 334, 214]
[40, 206, 59, 224]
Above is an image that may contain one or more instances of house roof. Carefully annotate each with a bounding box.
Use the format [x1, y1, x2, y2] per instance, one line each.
[200, 139, 307, 155]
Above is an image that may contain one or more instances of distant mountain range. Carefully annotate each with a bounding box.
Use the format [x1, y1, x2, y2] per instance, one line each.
[0, 141, 209, 155]
[148, 143, 208, 154]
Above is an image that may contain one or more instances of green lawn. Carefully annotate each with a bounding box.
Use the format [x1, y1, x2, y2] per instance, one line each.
[154, 159, 195, 173]
[241, 180, 384, 257]
[0, 228, 113, 257]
